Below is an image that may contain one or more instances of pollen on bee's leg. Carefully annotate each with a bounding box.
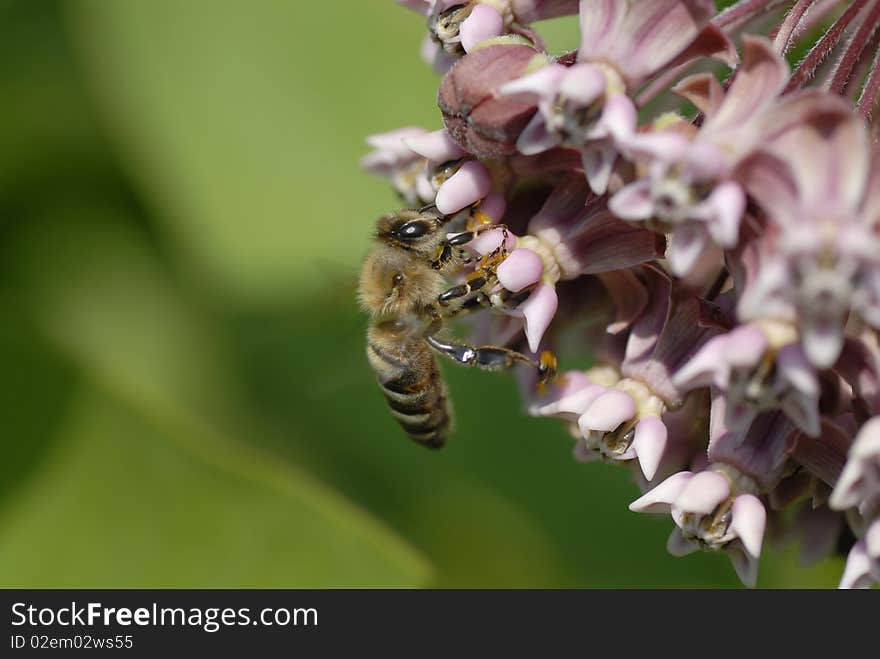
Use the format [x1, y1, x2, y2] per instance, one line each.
[466, 203, 494, 233]
[538, 351, 558, 387]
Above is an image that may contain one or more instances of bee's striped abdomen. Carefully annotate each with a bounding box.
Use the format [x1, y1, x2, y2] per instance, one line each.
[367, 334, 452, 449]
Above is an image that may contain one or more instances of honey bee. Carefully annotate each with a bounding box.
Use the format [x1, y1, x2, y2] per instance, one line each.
[358, 206, 557, 448]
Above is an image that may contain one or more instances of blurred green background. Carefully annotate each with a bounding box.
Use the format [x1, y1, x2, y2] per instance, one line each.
[0, 0, 842, 587]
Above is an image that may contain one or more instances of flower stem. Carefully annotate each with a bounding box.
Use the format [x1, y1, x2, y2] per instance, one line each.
[785, 0, 871, 92]
[826, 0, 880, 95]
[771, 0, 818, 54]
[857, 39, 880, 117]
[714, 0, 788, 30]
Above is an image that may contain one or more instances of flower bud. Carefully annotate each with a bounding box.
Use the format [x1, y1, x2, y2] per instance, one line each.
[438, 41, 549, 159]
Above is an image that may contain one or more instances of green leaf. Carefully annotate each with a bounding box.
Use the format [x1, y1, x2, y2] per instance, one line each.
[66, 0, 440, 303]
[0, 384, 429, 587]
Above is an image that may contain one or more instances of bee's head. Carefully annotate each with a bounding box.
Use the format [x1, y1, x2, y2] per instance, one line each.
[358, 247, 443, 318]
[376, 207, 447, 257]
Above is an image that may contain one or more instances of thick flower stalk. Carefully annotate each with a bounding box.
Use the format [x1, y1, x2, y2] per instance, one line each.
[365, 0, 880, 588]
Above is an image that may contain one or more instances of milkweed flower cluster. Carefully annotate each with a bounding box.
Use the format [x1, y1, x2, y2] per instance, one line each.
[364, 0, 880, 587]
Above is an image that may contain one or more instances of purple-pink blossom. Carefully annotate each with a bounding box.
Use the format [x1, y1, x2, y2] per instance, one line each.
[364, 0, 880, 588]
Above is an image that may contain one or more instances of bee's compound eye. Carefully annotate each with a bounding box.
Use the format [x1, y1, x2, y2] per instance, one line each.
[392, 273, 405, 286]
[397, 221, 430, 240]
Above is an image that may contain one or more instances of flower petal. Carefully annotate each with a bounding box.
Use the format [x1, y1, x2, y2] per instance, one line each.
[435, 160, 491, 214]
[801, 316, 845, 369]
[536, 383, 606, 417]
[500, 63, 566, 99]
[730, 494, 766, 559]
[666, 527, 699, 556]
[620, 129, 691, 163]
[582, 143, 617, 195]
[578, 389, 636, 433]
[852, 416, 880, 459]
[555, 209, 663, 277]
[403, 129, 467, 162]
[728, 546, 760, 588]
[460, 3, 505, 53]
[597, 93, 637, 140]
[416, 171, 436, 202]
[701, 181, 745, 247]
[780, 390, 820, 438]
[866, 519, 880, 559]
[704, 36, 789, 136]
[516, 111, 559, 155]
[478, 191, 507, 223]
[559, 63, 606, 106]
[724, 325, 769, 369]
[838, 541, 874, 589]
[675, 470, 730, 514]
[724, 401, 758, 436]
[467, 225, 515, 255]
[581, 0, 716, 83]
[776, 343, 819, 398]
[829, 417, 880, 510]
[735, 151, 800, 229]
[608, 179, 654, 221]
[366, 126, 428, 152]
[497, 248, 544, 292]
[629, 471, 694, 513]
[672, 333, 730, 390]
[667, 223, 708, 277]
[672, 72, 724, 118]
[573, 438, 601, 463]
[521, 282, 558, 352]
[632, 416, 668, 481]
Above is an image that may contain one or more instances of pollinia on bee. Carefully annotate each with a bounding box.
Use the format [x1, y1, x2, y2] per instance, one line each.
[358, 205, 557, 448]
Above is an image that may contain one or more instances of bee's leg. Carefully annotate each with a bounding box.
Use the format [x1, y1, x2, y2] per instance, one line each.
[430, 233, 473, 270]
[438, 271, 535, 314]
[438, 248, 513, 310]
[488, 287, 533, 311]
[430, 228, 487, 270]
[436, 273, 491, 307]
[425, 334, 557, 385]
[435, 292, 490, 320]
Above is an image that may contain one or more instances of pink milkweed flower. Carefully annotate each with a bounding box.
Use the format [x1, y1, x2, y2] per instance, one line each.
[361, 127, 435, 206]
[362, 126, 494, 213]
[630, 468, 768, 587]
[569, 269, 724, 479]
[497, 0, 721, 194]
[575, 0, 720, 86]
[530, 365, 688, 482]
[468, 226, 561, 353]
[630, 409, 795, 587]
[837, 520, 880, 589]
[673, 320, 821, 437]
[405, 127, 489, 207]
[434, 160, 493, 214]
[829, 416, 880, 515]
[829, 417, 880, 588]
[835, 331, 880, 417]
[610, 37, 788, 276]
[576, 378, 670, 481]
[500, 62, 637, 194]
[469, 174, 662, 352]
[736, 104, 880, 369]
